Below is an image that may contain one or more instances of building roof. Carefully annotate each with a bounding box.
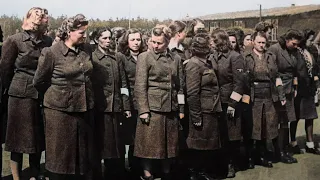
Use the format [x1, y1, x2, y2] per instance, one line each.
[185, 4, 320, 21]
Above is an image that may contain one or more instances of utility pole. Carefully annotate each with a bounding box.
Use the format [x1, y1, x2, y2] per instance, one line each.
[259, 4, 262, 21]
[128, 0, 131, 29]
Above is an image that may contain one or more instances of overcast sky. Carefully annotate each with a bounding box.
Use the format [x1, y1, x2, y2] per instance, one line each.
[0, 0, 319, 20]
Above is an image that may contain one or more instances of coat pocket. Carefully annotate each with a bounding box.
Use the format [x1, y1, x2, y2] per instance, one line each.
[148, 92, 162, 110]
[200, 95, 214, 112]
[44, 86, 71, 109]
[8, 77, 27, 97]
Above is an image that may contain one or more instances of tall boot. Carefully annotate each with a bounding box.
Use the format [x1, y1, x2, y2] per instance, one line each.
[274, 132, 292, 164]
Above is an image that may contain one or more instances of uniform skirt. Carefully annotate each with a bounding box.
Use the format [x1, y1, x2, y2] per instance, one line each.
[119, 110, 138, 145]
[44, 108, 93, 175]
[5, 96, 44, 154]
[186, 113, 220, 150]
[294, 95, 318, 120]
[96, 112, 124, 159]
[220, 103, 242, 142]
[252, 85, 278, 140]
[277, 94, 296, 123]
[134, 111, 179, 159]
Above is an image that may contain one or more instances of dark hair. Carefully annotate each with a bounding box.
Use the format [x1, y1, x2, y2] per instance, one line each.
[169, 20, 186, 37]
[91, 27, 113, 44]
[0, 25, 3, 42]
[255, 21, 273, 32]
[211, 29, 232, 52]
[186, 18, 205, 37]
[299, 29, 316, 49]
[112, 27, 126, 39]
[251, 31, 268, 42]
[190, 33, 210, 56]
[226, 29, 241, 52]
[283, 29, 303, 41]
[118, 28, 145, 56]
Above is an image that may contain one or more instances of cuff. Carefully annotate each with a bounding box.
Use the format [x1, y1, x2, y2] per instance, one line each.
[230, 91, 242, 102]
[242, 94, 250, 104]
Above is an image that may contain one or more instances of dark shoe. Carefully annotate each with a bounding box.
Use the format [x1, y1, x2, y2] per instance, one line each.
[198, 171, 214, 180]
[258, 158, 273, 168]
[306, 147, 320, 155]
[188, 169, 199, 180]
[248, 158, 255, 169]
[274, 152, 293, 164]
[140, 175, 154, 180]
[289, 145, 303, 154]
[226, 164, 235, 178]
[286, 153, 298, 163]
[37, 175, 46, 180]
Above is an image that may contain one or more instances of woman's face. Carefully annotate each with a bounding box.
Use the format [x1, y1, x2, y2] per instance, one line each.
[128, 33, 142, 52]
[151, 34, 168, 53]
[306, 34, 314, 47]
[194, 22, 205, 33]
[243, 35, 252, 47]
[98, 30, 112, 50]
[229, 36, 237, 50]
[177, 30, 187, 43]
[68, 26, 87, 45]
[253, 35, 266, 53]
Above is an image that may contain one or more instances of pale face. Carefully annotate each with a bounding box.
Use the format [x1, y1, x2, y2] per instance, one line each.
[128, 33, 142, 52]
[253, 35, 266, 53]
[286, 38, 300, 50]
[177, 30, 187, 43]
[98, 30, 112, 50]
[68, 26, 87, 45]
[151, 34, 168, 53]
[229, 36, 237, 50]
[194, 22, 205, 32]
[243, 35, 252, 47]
[306, 35, 314, 47]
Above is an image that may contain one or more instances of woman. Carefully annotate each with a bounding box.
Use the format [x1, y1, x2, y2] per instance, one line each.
[244, 31, 286, 168]
[185, 33, 222, 179]
[227, 29, 241, 53]
[168, 20, 188, 62]
[91, 27, 130, 179]
[210, 29, 245, 178]
[269, 29, 303, 164]
[33, 14, 94, 180]
[290, 29, 320, 155]
[0, 7, 51, 180]
[134, 25, 184, 180]
[117, 28, 145, 175]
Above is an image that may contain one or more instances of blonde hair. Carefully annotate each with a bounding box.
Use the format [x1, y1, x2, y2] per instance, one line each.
[22, 7, 48, 32]
[152, 24, 173, 41]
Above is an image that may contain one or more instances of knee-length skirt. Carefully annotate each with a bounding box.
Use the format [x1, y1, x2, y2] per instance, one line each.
[294, 95, 318, 120]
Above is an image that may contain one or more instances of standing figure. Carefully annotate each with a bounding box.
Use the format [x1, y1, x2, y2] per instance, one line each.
[210, 29, 245, 178]
[269, 29, 303, 163]
[134, 25, 184, 180]
[244, 31, 286, 168]
[185, 33, 222, 179]
[0, 7, 51, 180]
[290, 29, 320, 155]
[33, 14, 94, 180]
[117, 28, 145, 176]
[91, 27, 129, 179]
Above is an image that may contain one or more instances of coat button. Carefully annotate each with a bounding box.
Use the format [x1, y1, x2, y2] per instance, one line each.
[80, 63, 84, 66]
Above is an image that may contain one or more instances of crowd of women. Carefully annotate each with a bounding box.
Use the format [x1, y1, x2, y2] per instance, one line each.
[0, 6, 320, 180]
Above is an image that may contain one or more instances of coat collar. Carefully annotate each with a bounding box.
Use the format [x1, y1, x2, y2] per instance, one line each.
[93, 48, 116, 60]
[150, 49, 174, 60]
[22, 30, 44, 44]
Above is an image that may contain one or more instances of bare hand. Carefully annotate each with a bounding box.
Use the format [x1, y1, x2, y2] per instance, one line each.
[125, 111, 132, 118]
[227, 106, 235, 118]
[281, 100, 286, 106]
[179, 113, 185, 119]
[294, 90, 297, 98]
[139, 113, 149, 119]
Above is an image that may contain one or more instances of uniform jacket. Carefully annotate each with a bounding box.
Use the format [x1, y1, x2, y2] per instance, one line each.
[134, 49, 184, 115]
[209, 50, 245, 107]
[0, 31, 52, 99]
[92, 48, 129, 112]
[269, 38, 298, 95]
[185, 56, 222, 124]
[243, 49, 285, 102]
[33, 41, 94, 112]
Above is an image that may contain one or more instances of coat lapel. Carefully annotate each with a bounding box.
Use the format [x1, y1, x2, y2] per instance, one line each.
[280, 48, 295, 67]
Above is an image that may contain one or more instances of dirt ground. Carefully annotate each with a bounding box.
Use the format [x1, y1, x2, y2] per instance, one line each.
[2, 109, 320, 180]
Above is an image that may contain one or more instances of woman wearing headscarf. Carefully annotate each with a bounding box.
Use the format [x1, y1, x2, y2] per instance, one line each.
[117, 28, 145, 177]
[185, 33, 222, 180]
[209, 29, 245, 178]
[244, 31, 285, 168]
[134, 24, 184, 180]
[33, 14, 95, 180]
[0, 7, 51, 180]
[91, 27, 130, 179]
[289, 29, 320, 155]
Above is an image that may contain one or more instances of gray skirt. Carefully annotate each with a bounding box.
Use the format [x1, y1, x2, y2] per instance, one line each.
[277, 94, 296, 123]
[294, 95, 318, 120]
[5, 96, 44, 154]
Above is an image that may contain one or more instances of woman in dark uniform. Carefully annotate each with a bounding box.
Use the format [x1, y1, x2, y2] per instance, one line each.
[185, 33, 222, 179]
[0, 7, 51, 180]
[33, 14, 94, 180]
[210, 29, 245, 178]
[91, 27, 130, 179]
[269, 29, 303, 164]
[290, 29, 320, 155]
[134, 25, 184, 180]
[244, 31, 286, 168]
[117, 28, 145, 175]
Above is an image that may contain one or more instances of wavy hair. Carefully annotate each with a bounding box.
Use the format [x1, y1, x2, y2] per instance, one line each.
[57, 14, 88, 41]
[118, 28, 145, 56]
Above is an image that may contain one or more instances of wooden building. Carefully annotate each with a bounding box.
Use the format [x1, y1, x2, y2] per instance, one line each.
[186, 4, 320, 42]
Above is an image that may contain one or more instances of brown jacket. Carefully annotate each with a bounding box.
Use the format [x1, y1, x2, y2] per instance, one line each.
[92, 49, 129, 112]
[0, 31, 52, 99]
[33, 41, 94, 112]
[210, 50, 245, 107]
[134, 50, 184, 115]
[185, 56, 222, 124]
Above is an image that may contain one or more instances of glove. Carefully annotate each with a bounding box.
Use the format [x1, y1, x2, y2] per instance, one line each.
[227, 106, 235, 118]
